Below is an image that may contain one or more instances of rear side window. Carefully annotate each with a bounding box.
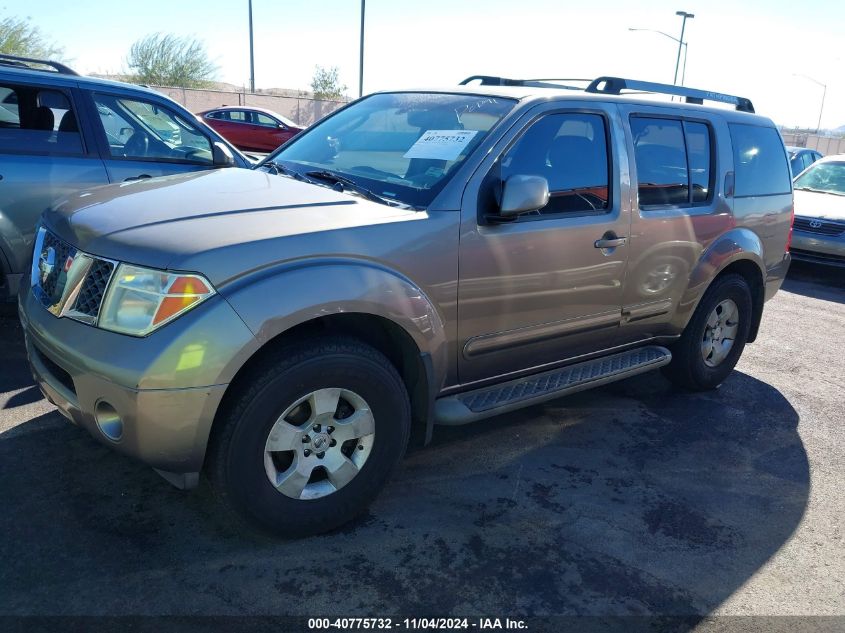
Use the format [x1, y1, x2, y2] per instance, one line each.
[729, 124, 791, 197]
[0, 83, 83, 155]
[630, 116, 713, 207]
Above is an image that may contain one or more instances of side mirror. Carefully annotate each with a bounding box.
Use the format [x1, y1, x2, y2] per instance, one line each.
[212, 141, 235, 167]
[499, 175, 549, 218]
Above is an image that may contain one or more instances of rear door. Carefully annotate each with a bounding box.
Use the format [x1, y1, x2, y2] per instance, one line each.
[614, 106, 733, 346]
[83, 90, 218, 182]
[0, 78, 108, 285]
[457, 101, 632, 384]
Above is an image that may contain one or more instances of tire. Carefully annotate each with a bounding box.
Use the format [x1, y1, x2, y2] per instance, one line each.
[662, 273, 753, 391]
[206, 336, 411, 537]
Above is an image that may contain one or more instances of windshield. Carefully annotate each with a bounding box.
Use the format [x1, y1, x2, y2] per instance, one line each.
[265, 92, 516, 207]
[794, 161, 845, 196]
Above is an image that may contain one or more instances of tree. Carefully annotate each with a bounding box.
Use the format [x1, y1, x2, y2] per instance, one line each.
[125, 33, 217, 88]
[311, 66, 347, 101]
[0, 16, 64, 59]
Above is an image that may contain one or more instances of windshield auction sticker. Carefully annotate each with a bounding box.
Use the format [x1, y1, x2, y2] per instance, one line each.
[403, 130, 479, 161]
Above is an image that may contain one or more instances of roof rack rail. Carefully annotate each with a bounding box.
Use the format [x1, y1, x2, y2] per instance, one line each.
[585, 76, 754, 113]
[460, 75, 590, 91]
[0, 53, 78, 76]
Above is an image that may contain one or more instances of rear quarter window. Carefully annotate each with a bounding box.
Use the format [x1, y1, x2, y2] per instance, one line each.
[729, 124, 791, 197]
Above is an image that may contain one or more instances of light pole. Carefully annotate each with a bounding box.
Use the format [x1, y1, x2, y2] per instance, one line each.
[248, 0, 255, 93]
[794, 73, 827, 133]
[359, 0, 366, 98]
[628, 28, 689, 85]
[673, 11, 694, 86]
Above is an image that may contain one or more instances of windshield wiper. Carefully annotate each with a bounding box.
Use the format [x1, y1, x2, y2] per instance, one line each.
[305, 170, 408, 208]
[795, 186, 843, 196]
[263, 160, 308, 182]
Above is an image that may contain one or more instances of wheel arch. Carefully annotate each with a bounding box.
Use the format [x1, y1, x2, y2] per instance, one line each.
[212, 312, 437, 458]
[676, 228, 767, 342]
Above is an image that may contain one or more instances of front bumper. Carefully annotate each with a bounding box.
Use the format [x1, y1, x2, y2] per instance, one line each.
[18, 287, 257, 478]
[790, 232, 845, 268]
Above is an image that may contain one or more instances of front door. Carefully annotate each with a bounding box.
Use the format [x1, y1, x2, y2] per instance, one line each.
[457, 104, 632, 385]
[86, 92, 218, 183]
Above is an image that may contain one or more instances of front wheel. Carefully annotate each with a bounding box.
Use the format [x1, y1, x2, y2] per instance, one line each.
[206, 337, 411, 537]
[663, 273, 753, 391]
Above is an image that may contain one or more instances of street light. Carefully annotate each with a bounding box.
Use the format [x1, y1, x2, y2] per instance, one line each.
[359, 0, 365, 97]
[248, 0, 255, 93]
[794, 73, 827, 134]
[673, 11, 694, 87]
[628, 28, 689, 86]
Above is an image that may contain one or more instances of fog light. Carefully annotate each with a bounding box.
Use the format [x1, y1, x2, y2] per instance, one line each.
[95, 401, 123, 441]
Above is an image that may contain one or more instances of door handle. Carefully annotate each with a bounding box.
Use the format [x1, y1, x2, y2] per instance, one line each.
[594, 235, 627, 249]
[124, 174, 151, 182]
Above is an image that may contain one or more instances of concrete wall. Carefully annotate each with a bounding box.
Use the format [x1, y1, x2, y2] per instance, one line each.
[150, 86, 347, 127]
[781, 132, 845, 156]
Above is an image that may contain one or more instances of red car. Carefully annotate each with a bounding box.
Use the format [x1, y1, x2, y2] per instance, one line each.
[197, 106, 303, 152]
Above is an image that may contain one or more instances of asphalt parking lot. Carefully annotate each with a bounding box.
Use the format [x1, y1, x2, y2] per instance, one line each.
[0, 262, 843, 626]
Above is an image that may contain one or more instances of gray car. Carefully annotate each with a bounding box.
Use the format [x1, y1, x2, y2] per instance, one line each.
[18, 75, 793, 536]
[0, 53, 249, 302]
[790, 154, 845, 266]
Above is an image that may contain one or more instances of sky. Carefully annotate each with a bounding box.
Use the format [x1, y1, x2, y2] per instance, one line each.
[2, 0, 843, 129]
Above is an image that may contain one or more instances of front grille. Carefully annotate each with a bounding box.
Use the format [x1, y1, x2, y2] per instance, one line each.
[790, 248, 845, 266]
[74, 259, 114, 318]
[33, 229, 115, 323]
[793, 216, 845, 236]
[39, 231, 74, 299]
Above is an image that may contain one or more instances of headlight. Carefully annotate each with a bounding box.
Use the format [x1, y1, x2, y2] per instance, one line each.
[98, 264, 215, 336]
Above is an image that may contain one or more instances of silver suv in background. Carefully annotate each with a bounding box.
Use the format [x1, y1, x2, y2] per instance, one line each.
[0, 53, 249, 302]
[19, 75, 793, 536]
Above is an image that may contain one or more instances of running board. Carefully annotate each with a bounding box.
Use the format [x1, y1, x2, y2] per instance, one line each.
[434, 346, 671, 425]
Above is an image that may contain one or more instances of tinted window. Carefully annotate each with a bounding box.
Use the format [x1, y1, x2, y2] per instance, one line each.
[729, 124, 791, 196]
[501, 112, 610, 215]
[631, 117, 714, 207]
[631, 118, 689, 206]
[228, 110, 247, 122]
[685, 121, 711, 202]
[94, 94, 212, 164]
[0, 83, 82, 155]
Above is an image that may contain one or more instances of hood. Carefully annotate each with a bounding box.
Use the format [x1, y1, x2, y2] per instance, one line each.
[45, 169, 424, 282]
[794, 189, 845, 222]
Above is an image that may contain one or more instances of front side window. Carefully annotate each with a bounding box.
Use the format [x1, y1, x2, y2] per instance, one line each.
[499, 112, 610, 215]
[271, 92, 516, 208]
[729, 123, 791, 197]
[94, 94, 212, 164]
[254, 112, 278, 127]
[0, 83, 82, 155]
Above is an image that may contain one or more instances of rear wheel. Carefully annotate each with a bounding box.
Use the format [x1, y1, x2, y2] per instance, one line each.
[207, 336, 410, 537]
[663, 273, 753, 391]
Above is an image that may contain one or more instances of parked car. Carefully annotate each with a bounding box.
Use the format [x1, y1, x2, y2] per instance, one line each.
[787, 145, 823, 176]
[198, 106, 303, 152]
[790, 154, 845, 266]
[0, 53, 251, 302]
[19, 75, 793, 536]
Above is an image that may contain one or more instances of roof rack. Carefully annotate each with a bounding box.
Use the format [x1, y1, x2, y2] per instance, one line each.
[586, 76, 754, 112]
[459, 74, 755, 113]
[460, 75, 590, 91]
[0, 53, 78, 76]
